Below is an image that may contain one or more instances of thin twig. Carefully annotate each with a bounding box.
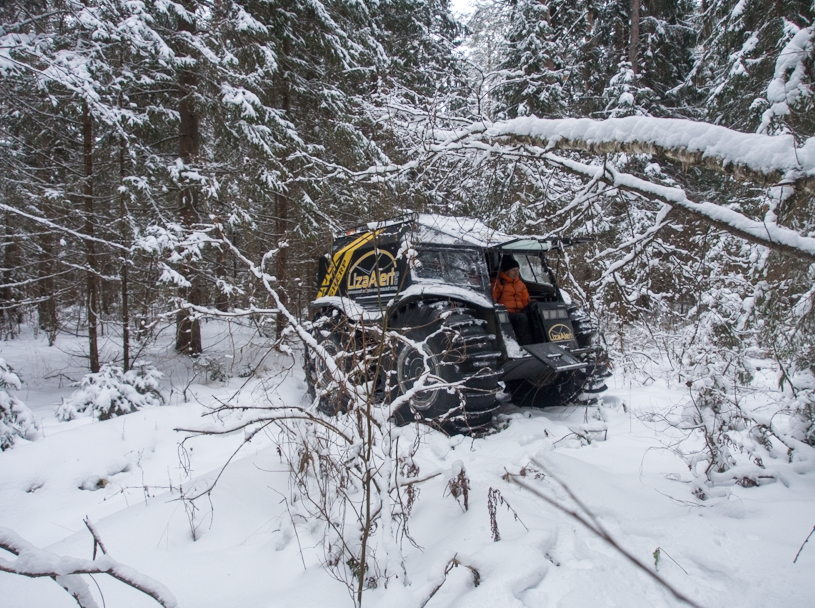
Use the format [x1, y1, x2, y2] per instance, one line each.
[657, 546, 689, 575]
[83, 517, 108, 559]
[793, 525, 815, 564]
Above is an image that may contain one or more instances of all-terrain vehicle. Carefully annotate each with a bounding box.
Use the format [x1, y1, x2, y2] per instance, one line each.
[304, 214, 609, 432]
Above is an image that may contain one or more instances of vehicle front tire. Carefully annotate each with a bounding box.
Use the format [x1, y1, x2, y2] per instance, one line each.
[389, 301, 501, 432]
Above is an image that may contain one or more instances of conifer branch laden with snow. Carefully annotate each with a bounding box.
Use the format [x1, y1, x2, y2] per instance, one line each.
[56, 362, 163, 422]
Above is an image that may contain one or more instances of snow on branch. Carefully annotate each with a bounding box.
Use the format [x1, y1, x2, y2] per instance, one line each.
[454, 116, 815, 195]
[758, 24, 814, 135]
[389, 119, 815, 263]
[0, 527, 177, 608]
[543, 152, 815, 264]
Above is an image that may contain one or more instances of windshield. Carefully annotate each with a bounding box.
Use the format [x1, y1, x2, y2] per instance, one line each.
[412, 247, 489, 293]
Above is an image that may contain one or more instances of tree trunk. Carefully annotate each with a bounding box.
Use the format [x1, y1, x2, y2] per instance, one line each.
[274, 35, 293, 338]
[36, 224, 58, 345]
[629, 0, 640, 73]
[1, 215, 19, 338]
[83, 100, 100, 373]
[119, 137, 130, 371]
[174, 2, 203, 355]
[274, 192, 289, 337]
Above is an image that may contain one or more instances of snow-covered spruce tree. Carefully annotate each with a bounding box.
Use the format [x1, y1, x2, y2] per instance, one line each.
[689, 0, 814, 135]
[493, 0, 593, 119]
[589, 0, 695, 118]
[56, 362, 163, 422]
[602, 60, 656, 117]
[462, 0, 513, 118]
[0, 0, 189, 365]
[0, 359, 38, 450]
[469, 0, 695, 121]
[752, 232, 815, 448]
[375, 0, 465, 107]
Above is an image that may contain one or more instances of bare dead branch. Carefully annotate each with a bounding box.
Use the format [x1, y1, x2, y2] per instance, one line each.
[419, 555, 481, 608]
[82, 518, 107, 559]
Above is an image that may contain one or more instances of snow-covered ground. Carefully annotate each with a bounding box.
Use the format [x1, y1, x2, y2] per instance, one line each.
[1, 323, 814, 607]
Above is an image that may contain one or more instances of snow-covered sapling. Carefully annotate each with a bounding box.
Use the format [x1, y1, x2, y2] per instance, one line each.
[0, 358, 39, 450]
[56, 362, 163, 421]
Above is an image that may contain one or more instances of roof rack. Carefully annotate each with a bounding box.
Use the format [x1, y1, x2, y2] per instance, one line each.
[337, 212, 419, 238]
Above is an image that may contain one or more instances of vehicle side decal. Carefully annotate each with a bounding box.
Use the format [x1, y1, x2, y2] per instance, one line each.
[317, 230, 382, 297]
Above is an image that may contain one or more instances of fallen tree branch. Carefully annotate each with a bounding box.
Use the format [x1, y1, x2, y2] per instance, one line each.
[411, 135, 815, 264]
[418, 554, 480, 608]
[478, 116, 815, 196]
[0, 527, 177, 608]
[364, 113, 815, 264]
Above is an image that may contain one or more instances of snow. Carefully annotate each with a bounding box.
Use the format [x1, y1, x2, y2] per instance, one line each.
[758, 24, 814, 134]
[1, 324, 815, 607]
[394, 283, 494, 310]
[414, 214, 548, 249]
[416, 214, 511, 247]
[309, 296, 385, 321]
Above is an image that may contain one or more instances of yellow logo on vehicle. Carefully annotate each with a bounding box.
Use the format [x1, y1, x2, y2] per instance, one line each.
[548, 323, 574, 342]
[347, 250, 399, 293]
[317, 230, 382, 298]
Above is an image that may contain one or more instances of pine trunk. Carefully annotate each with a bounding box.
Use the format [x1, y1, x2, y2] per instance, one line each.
[83, 100, 100, 373]
[175, 3, 203, 355]
[629, 0, 640, 73]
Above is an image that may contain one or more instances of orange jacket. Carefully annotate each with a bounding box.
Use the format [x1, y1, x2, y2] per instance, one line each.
[491, 271, 530, 313]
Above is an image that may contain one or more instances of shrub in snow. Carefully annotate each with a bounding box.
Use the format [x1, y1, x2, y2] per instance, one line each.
[56, 362, 164, 421]
[0, 359, 39, 450]
[787, 368, 815, 446]
[193, 355, 227, 382]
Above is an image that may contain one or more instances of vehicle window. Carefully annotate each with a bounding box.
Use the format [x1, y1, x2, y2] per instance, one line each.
[413, 248, 489, 293]
[514, 255, 554, 284]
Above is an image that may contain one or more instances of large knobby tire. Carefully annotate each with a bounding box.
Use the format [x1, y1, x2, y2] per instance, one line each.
[389, 301, 501, 432]
[305, 311, 356, 415]
[568, 305, 610, 402]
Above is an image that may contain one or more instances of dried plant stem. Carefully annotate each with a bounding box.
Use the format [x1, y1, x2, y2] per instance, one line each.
[793, 525, 815, 564]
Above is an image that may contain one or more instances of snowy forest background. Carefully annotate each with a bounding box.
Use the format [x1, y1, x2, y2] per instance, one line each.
[1, 1, 815, 607]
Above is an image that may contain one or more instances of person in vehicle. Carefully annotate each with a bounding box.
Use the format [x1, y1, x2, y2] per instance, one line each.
[492, 256, 533, 344]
